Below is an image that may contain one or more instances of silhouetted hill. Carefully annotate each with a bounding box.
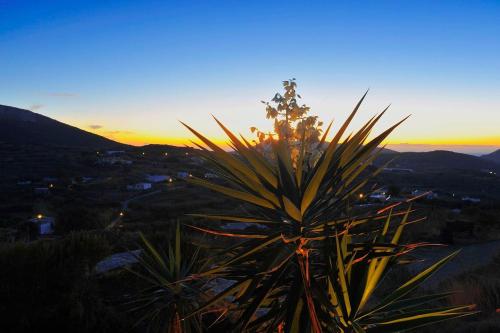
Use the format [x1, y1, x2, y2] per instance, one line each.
[0, 105, 126, 149]
[379, 147, 398, 154]
[481, 149, 500, 164]
[375, 150, 500, 172]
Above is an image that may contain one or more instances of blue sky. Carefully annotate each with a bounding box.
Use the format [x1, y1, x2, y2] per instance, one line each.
[1, 0, 499, 153]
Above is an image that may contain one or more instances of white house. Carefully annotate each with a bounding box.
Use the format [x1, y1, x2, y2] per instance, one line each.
[98, 156, 133, 165]
[369, 189, 388, 202]
[369, 193, 388, 202]
[462, 196, 481, 203]
[127, 182, 152, 191]
[382, 168, 414, 173]
[146, 175, 171, 183]
[106, 150, 126, 155]
[29, 216, 55, 235]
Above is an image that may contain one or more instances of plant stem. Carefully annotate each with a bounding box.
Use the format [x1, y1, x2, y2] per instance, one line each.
[297, 250, 323, 333]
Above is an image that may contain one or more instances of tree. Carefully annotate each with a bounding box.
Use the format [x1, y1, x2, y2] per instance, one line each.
[251, 78, 324, 166]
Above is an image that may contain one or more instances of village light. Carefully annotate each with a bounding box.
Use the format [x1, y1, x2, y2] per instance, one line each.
[49, 184, 54, 188]
[164, 152, 168, 156]
[119, 212, 124, 217]
[37, 214, 43, 219]
[189, 174, 193, 178]
[359, 193, 364, 199]
[185, 152, 189, 156]
[168, 178, 173, 183]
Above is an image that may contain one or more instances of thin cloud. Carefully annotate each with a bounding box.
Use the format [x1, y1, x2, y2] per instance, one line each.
[29, 104, 44, 111]
[104, 130, 134, 135]
[88, 124, 103, 130]
[47, 92, 78, 98]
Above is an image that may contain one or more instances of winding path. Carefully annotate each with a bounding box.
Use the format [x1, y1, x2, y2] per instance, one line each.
[105, 189, 162, 230]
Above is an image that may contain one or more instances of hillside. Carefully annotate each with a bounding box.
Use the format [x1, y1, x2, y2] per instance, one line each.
[375, 150, 500, 172]
[0, 105, 126, 149]
[481, 149, 500, 164]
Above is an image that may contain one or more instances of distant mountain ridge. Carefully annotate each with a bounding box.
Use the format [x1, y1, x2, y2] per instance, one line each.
[481, 149, 500, 164]
[375, 150, 500, 172]
[1, 104, 498, 173]
[0, 104, 126, 149]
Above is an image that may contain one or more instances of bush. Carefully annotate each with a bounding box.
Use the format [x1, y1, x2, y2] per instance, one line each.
[0, 232, 121, 332]
[56, 205, 106, 233]
[420, 252, 500, 332]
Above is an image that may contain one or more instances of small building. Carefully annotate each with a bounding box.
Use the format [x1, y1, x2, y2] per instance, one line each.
[29, 215, 55, 235]
[177, 171, 190, 179]
[98, 156, 133, 165]
[462, 196, 481, 203]
[481, 169, 497, 175]
[127, 182, 152, 191]
[204, 173, 218, 179]
[189, 156, 204, 165]
[427, 192, 438, 200]
[411, 190, 438, 200]
[369, 189, 388, 202]
[146, 175, 171, 183]
[106, 150, 126, 155]
[382, 168, 414, 173]
[369, 193, 388, 202]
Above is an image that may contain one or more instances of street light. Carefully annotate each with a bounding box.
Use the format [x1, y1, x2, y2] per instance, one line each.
[37, 214, 43, 219]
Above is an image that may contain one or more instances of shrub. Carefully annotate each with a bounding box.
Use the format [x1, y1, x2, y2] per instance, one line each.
[0, 233, 116, 332]
[176, 86, 474, 332]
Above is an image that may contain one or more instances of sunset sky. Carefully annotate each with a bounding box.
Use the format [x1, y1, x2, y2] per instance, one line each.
[1, 1, 499, 154]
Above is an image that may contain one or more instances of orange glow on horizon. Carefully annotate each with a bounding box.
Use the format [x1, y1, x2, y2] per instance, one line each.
[89, 129, 231, 147]
[107, 132, 500, 148]
[84, 124, 500, 150]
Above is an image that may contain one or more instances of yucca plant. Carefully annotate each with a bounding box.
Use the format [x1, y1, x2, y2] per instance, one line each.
[126, 223, 212, 333]
[180, 88, 475, 332]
